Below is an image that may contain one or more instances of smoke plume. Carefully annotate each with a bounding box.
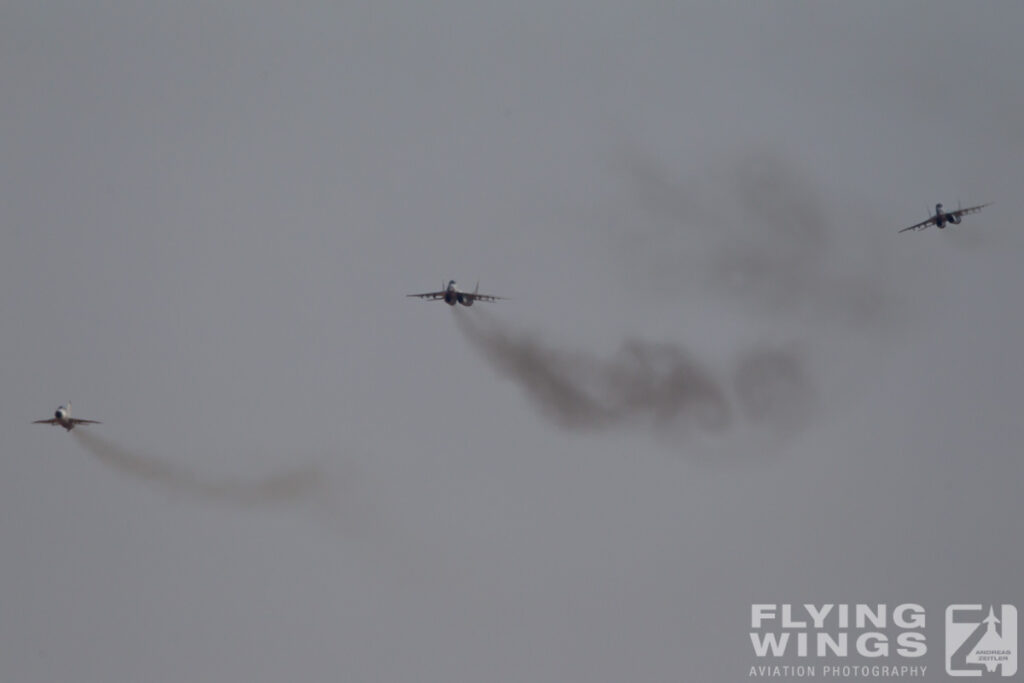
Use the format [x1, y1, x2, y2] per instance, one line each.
[454, 310, 811, 440]
[73, 430, 325, 506]
[613, 147, 891, 325]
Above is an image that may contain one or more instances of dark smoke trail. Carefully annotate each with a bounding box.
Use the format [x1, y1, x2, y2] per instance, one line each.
[73, 430, 325, 506]
[453, 310, 733, 434]
[454, 310, 815, 444]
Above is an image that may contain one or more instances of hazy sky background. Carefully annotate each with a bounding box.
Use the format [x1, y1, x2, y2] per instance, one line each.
[2, 2, 1022, 681]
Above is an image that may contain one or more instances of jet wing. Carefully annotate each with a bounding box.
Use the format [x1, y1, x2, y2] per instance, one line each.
[463, 293, 505, 303]
[406, 291, 446, 300]
[947, 202, 991, 219]
[33, 418, 60, 425]
[899, 217, 937, 233]
[68, 419, 101, 426]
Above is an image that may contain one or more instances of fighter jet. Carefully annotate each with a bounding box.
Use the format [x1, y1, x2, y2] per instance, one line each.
[407, 280, 505, 306]
[899, 202, 991, 233]
[33, 402, 101, 431]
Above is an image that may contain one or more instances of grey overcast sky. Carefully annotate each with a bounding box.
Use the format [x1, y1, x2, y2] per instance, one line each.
[2, 2, 1022, 681]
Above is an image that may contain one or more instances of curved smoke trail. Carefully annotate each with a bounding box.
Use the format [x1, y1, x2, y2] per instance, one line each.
[73, 430, 325, 506]
[453, 310, 811, 440]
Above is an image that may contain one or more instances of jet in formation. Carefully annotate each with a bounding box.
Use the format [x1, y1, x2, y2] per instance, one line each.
[33, 402, 101, 431]
[407, 280, 505, 306]
[899, 202, 990, 233]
